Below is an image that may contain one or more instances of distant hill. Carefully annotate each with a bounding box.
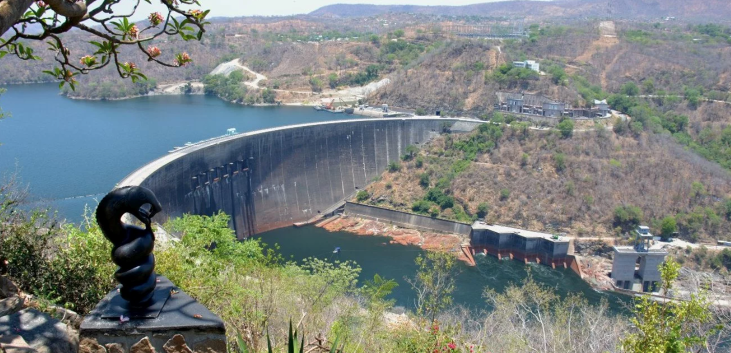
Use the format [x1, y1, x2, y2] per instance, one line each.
[310, 0, 731, 22]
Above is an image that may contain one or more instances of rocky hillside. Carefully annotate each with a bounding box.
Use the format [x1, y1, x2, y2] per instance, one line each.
[359, 125, 731, 243]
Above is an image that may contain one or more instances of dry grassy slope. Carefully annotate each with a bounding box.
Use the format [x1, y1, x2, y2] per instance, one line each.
[313, 0, 731, 21]
[238, 40, 379, 91]
[373, 40, 582, 114]
[363, 129, 731, 241]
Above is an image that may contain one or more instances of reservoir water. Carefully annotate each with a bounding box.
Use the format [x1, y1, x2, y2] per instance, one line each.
[0, 83, 630, 311]
[0, 84, 355, 221]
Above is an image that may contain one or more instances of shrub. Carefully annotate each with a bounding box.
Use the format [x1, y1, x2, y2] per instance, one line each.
[415, 156, 424, 168]
[412, 200, 432, 214]
[419, 173, 430, 188]
[614, 205, 644, 231]
[387, 161, 401, 172]
[415, 108, 427, 116]
[0, 207, 115, 313]
[554, 153, 566, 171]
[557, 119, 574, 139]
[477, 203, 489, 218]
[356, 190, 369, 202]
[500, 189, 510, 201]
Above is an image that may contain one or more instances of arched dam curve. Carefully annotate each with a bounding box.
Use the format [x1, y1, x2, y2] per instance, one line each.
[118, 118, 483, 239]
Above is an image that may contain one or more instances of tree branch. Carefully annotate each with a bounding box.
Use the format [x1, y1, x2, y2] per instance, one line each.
[46, 0, 86, 19]
[0, 0, 35, 36]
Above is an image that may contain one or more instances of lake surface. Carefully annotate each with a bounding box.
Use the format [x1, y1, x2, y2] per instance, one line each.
[0, 84, 354, 221]
[256, 226, 630, 312]
[0, 83, 629, 311]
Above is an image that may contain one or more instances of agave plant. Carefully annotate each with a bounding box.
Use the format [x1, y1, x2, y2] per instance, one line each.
[236, 319, 342, 353]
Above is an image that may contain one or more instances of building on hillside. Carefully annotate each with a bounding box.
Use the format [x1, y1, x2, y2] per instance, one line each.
[594, 99, 610, 116]
[513, 60, 540, 72]
[495, 92, 612, 119]
[542, 101, 565, 117]
[610, 226, 668, 292]
[470, 222, 570, 268]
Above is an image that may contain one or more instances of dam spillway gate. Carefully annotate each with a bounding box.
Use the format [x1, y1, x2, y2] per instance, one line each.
[118, 118, 483, 239]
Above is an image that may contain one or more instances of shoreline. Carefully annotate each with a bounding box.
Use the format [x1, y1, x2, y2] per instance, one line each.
[315, 214, 473, 265]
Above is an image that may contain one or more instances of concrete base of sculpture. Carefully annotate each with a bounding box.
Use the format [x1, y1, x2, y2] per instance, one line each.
[79, 276, 226, 353]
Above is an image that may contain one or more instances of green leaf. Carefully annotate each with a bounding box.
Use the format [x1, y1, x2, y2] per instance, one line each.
[288, 320, 295, 353]
[235, 331, 248, 353]
[329, 333, 340, 353]
[266, 329, 273, 353]
[59, 81, 65, 89]
[0, 51, 7, 59]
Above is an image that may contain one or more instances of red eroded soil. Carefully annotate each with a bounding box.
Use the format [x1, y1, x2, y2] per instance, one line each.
[318, 216, 470, 264]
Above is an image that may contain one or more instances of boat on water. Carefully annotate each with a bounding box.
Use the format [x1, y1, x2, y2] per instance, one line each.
[327, 108, 345, 114]
[313, 105, 325, 111]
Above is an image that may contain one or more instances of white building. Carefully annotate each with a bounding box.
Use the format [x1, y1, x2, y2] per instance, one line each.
[513, 60, 540, 72]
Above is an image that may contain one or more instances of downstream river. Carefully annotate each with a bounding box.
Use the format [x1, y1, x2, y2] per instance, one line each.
[0, 83, 629, 311]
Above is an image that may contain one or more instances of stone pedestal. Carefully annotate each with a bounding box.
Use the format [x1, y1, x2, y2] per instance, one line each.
[79, 276, 226, 353]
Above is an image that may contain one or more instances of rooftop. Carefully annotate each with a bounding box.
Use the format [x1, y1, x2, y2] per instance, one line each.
[613, 246, 668, 255]
[472, 222, 567, 243]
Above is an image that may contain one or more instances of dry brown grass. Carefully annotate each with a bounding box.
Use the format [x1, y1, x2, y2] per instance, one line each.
[365, 128, 731, 242]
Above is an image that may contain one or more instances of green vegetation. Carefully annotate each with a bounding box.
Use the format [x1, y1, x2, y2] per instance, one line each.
[387, 161, 401, 173]
[405, 252, 457, 321]
[553, 153, 566, 171]
[356, 190, 370, 202]
[488, 63, 539, 87]
[379, 40, 426, 67]
[659, 216, 677, 240]
[622, 258, 716, 353]
[499, 188, 510, 201]
[476, 202, 489, 218]
[613, 205, 644, 232]
[557, 119, 574, 139]
[695, 23, 731, 44]
[203, 71, 248, 103]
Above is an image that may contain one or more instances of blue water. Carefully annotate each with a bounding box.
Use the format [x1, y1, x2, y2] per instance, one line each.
[256, 226, 631, 312]
[0, 84, 354, 221]
[0, 83, 630, 311]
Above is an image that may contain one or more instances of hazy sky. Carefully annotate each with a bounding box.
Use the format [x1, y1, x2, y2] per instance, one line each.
[126, 0, 531, 19]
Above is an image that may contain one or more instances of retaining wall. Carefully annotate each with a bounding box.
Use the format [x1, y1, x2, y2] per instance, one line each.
[343, 202, 473, 236]
[118, 118, 482, 239]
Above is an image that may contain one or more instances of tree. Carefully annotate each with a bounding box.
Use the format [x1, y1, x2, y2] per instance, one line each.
[621, 82, 640, 96]
[659, 216, 677, 241]
[557, 119, 574, 138]
[405, 252, 457, 322]
[476, 202, 489, 218]
[356, 190, 369, 202]
[622, 258, 717, 353]
[0, 0, 209, 89]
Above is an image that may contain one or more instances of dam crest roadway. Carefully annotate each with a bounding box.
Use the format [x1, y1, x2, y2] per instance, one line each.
[118, 117, 484, 238]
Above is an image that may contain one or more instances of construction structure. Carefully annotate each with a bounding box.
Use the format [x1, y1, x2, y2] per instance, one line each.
[495, 92, 611, 119]
[611, 226, 668, 292]
[513, 60, 540, 72]
[470, 222, 571, 268]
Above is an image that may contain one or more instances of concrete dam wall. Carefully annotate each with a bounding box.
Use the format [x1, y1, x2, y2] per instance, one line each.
[118, 118, 482, 239]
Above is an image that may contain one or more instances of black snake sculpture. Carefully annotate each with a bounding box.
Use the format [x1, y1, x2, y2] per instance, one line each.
[96, 186, 162, 307]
